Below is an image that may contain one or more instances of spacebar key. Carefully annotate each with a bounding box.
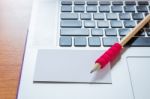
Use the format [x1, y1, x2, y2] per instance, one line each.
[61, 28, 89, 36]
[61, 20, 82, 28]
[126, 37, 150, 47]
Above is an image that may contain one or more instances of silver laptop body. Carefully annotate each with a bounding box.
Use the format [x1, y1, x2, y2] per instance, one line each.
[17, 0, 150, 99]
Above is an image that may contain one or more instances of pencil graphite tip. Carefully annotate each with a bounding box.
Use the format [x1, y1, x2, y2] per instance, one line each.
[90, 63, 100, 74]
[90, 70, 94, 73]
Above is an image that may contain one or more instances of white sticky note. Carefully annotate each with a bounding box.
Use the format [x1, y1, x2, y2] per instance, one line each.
[34, 49, 112, 84]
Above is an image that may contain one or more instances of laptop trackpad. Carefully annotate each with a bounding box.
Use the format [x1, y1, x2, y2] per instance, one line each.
[127, 56, 150, 99]
[33, 49, 111, 84]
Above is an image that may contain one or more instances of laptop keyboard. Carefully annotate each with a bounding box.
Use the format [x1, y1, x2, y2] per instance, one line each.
[59, 1, 150, 47]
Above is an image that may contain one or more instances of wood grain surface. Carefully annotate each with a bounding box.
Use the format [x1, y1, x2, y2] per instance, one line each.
[0, 0, 32, 99]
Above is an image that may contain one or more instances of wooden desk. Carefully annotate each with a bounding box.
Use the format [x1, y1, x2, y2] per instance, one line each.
[0, 0, 32, 98]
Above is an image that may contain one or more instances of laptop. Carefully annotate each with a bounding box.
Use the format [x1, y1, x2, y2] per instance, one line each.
[17, 0, 150, 99]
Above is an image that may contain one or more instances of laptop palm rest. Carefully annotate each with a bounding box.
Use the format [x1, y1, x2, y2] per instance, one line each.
[33, 49, 112, 84]
[127, 56, 150, 99]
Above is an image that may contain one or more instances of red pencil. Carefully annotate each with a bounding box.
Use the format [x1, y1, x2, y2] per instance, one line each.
[90, 14, 150, 73]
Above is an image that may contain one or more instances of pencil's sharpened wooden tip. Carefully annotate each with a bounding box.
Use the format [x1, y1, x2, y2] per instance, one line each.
[90, 63, 100, 73]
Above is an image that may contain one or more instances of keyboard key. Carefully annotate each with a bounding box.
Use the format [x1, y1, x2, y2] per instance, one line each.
[124, 6, 135, 12]
[74, 1, 85, 5]
[138, 1, 149, 5]
[144, 23, 150, 28]
[80, 13, 91, 20]
[119, 13, 131, 20]
[61, 13, 78, 20]
[97, 21, 109, 28]
[74, 37, 87, 46]
[74, 5, 84, 12]
[61, 5, 72, 12]
[91, 29, 103, 36]
[61, 1, 72, 5]
[93, 13, 105, 20]
[61, 20, 82, 28]
[136, 20, 141, 23]
[103, 37, 118, 46]
[145, 28, 150, 36]
[132, 13, 144, 20]
[112, 1, 123, 5]
[99, 1, 110, 5]
[61, 28, 89, 36]
[135, 29, 145, 36]
[124, 20, 136, 28]
[106, 13, 118, 20]
[111, 6, 122, 12]
[118, 28, 130, 36]
[125, 1, 136, 5]
[137, 6, 148, 12]
[137, 20, 146, 26]
[87, 1, 97, 5]
[144, 13, 149, 17]
[110, 20, 122, 28]
[88, 37, 101, 47]
[59, 36, 72, 47]
[84, 20, 95, 28]
[126, 37, 150, 47]
[105, 29, 117, 36]
[86, 6, 97, 12]
[99, 6, 110, 12]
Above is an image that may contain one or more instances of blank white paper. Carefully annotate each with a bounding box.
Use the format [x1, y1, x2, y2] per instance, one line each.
[33, 49, 112, 84]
